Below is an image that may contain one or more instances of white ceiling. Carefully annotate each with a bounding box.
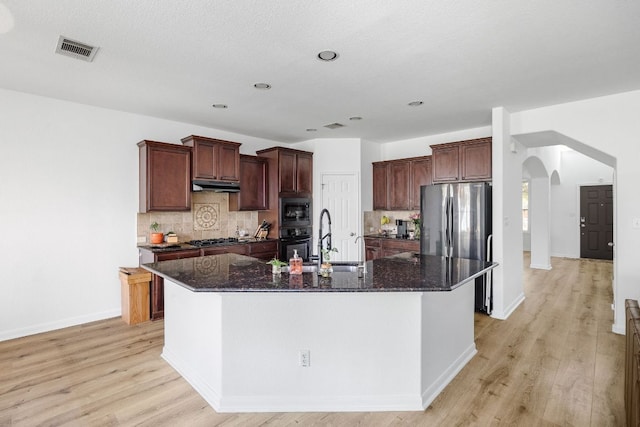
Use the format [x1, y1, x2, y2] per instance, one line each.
[1, 0, 639, 143]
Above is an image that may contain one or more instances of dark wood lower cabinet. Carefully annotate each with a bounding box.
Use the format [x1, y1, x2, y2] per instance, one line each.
[139, 248, 201, 320]
[364, 237, 419, 260]
[248, 240, 279, 261]
[138, 240, 279, 319]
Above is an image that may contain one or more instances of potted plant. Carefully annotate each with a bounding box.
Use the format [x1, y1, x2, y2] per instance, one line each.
[320, 247, 338, 277]
[266, 257, 288, 275]
[149, 222, 164, 244]
[165, 231, 178, 243]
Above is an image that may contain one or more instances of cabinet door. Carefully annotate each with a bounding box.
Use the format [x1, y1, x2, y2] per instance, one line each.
[372, 162, 388, 210]
[295, 153, 313, 194]
[193, 139, 218, 180]
[364, 237, 381, 261]
[152, 249, 201, 320]
[410, 157, 432, 210]
[218, 143, 240, 181]
[432, 145, 460, 183]
[139, 140, 191, 212]
[388, 160, 411, 210]
[381, 239, 419, 257]
[279, 151, 297, 193]
[249, 240, 279, 261]
[233, 155, 268, 210]
[460, 140, 491, 181]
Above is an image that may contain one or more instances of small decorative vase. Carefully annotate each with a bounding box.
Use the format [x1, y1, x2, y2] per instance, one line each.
[320, 263, 333, 277]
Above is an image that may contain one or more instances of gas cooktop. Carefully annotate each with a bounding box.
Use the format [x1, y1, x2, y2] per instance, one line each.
[187, 238, 239, 247]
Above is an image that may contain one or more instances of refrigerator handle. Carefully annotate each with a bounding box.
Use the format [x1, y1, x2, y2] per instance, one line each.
[448, 195, 454, 257]
[485, 234, 493, 314]
[444, 195, 450, 257]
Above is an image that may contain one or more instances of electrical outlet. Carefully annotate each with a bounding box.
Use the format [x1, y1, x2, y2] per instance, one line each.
[137, 236, 147, 243]
[299, 350, 310, 367]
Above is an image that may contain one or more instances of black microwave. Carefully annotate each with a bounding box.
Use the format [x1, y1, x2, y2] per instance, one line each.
[280, 198, 312, 227]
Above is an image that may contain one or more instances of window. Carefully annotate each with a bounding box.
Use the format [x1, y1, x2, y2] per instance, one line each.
[522, 181, 529, 232]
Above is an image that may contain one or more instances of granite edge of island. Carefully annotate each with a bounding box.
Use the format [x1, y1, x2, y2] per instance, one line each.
[141, 252, 498, 293]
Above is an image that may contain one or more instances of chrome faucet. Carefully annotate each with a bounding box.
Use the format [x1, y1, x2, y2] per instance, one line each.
[354, 234, 367, 276]
[317, 208, 332, 272]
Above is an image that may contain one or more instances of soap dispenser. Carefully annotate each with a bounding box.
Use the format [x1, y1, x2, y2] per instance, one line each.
[289, 249, 303, 275]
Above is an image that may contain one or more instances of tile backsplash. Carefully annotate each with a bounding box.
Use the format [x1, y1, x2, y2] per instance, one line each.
[363, 210, 420, 235]
[137, 192, 258, 243]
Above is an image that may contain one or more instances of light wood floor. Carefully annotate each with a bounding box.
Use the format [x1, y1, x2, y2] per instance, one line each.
[0, 255, 622, 426]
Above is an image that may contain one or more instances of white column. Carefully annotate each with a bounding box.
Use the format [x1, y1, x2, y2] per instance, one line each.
[491, 107, 525, 319]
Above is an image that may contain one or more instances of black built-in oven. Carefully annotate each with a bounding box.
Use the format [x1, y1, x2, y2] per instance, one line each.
[280, 198, 311, 227]
[279, 197, 312, 261]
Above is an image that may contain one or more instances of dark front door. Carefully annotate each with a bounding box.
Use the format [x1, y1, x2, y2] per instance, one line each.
[580, 185, 613, 260]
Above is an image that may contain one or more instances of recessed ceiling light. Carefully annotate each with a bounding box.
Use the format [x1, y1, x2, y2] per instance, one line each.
[317, 50, 339, 61]
[254, 83, 271, 90]
[212, 104, 228, 109]
[408, 101, 424, 107]
[349, 116, 363, 121]
[306, 128, 317, 132]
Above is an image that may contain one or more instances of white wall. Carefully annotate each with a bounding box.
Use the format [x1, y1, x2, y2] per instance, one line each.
[381, 126, 490, 160]
[0, 88, 280, 341]
[511, 90, 640, 333]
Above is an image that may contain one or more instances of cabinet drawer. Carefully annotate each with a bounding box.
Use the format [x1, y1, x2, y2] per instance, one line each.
[381, 239, 419, 252]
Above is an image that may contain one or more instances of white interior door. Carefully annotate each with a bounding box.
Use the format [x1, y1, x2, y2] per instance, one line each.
[321, 173, 360, 262]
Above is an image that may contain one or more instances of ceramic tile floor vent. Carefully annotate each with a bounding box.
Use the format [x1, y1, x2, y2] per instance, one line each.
[324, 122, 345, 129]
[55, 36, 99, 62]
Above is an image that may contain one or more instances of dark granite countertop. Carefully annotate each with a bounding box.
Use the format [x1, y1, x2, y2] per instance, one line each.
[137, 238, 278, 253]
[141, 252, 497, 293]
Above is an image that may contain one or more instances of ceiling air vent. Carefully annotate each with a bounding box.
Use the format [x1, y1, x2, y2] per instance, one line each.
[55, 36, 99, 62]
[323, 122, 345, 130]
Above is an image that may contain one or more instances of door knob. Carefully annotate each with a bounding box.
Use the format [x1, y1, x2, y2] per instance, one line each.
[608, 242, 615, 247]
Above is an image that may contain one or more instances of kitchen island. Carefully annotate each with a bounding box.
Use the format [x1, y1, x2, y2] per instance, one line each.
[142, 252, 496, 413]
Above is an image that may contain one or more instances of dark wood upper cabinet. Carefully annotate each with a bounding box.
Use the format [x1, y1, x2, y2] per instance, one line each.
[372, 156, 431, 211]
[372, 162, 389, 210]
[410, 156, 432, 210]
[431, 137, 491, 183]
[460, 139, 492, 181]
[256, 147, 313, 196]
[388, 159, 411, 210]
[138, 140, 192, 213]
[431, 144, 460, 182]
[181, 135, 241, 182]
[229, 155, 268, 211]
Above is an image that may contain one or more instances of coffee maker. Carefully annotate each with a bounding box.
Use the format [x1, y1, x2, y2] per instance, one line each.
[396, 219, 408, 239]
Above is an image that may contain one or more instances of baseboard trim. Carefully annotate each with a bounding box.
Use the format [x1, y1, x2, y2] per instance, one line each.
[491, 292, 525, 320]
[421, 342, 477, 409]
[0, 309, 121, 342]
[529, 263, 552, 270]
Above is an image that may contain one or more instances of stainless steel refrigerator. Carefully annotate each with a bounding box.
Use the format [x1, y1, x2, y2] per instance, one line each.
[420, 182, 493, 313]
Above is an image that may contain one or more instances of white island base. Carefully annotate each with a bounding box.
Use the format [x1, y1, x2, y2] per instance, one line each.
[162, 279, 476, 413]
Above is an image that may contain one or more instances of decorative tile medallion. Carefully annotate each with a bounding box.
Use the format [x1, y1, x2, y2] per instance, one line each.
[194, 203, 220, 230]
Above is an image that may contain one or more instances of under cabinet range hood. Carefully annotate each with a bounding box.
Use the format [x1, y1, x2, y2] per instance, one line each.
[192, 180, 240, 193]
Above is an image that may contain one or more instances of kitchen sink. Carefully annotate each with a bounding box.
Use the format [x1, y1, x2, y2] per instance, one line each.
[282, 262, 362, 274]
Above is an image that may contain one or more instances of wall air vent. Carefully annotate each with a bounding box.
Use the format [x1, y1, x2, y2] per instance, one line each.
[323, 122, 345, 129]
[55, 36, 99, 62]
